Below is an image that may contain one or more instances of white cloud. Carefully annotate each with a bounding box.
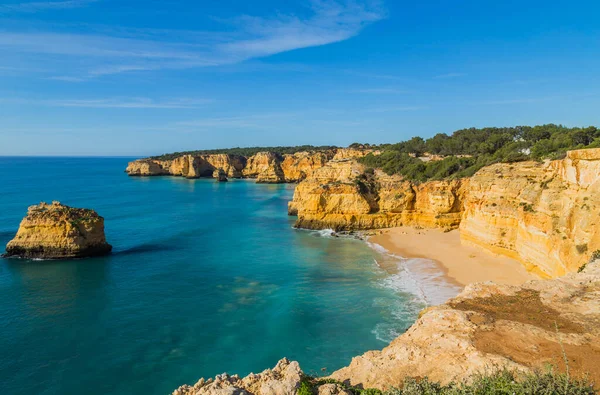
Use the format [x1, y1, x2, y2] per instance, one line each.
[0, 0, 385, 80]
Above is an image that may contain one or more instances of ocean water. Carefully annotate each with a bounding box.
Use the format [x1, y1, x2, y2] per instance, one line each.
[0, 157, 448, 395]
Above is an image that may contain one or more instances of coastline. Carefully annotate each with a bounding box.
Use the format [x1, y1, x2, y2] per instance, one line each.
[369, 226, 539, 287]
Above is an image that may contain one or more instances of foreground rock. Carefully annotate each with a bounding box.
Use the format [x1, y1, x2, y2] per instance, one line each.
[173, 261, 600, 393]
[329, 260, 600, 389]
[172, 358, 302, 395]
[3, 201, 112, 259]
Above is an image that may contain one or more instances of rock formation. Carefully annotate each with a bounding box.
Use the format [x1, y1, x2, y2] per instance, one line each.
[3, 201, 112, 259]
[213, 169, 228, 182]
[280, 151, 333, 182]
[242, 152, 286, 183]
[126, 154, 245, 179]
[329, 259, 600, 390]
[290, 148, 600, 278]
[172, 261, 600, 393]
[289, 159, 467, 231]
[172, 358, 303, 395]
[460, 148, 600, 277]
[125, 148, 373, 183]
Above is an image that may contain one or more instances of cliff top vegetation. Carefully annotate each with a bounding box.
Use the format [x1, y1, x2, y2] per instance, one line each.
[358, 124, 600, 182]
[150, 145, 339, 160]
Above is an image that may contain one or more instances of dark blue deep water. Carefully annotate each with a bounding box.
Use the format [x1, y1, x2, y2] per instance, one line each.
[0, 157, 424, 395]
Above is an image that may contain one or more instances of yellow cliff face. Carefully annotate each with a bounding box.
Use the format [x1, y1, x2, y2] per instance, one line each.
[460, 148, 600, 277]
[280, 151, 332, 182]
[291, 148, 600, 277]
[126, 154, 246, 179]
[4, 201, 112, 259]
[242, 152, 285, 183]
[290, 159, 467, 230]
[332, 147, 380, 160]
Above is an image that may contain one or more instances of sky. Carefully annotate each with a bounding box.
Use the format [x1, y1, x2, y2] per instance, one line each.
[1, 0, 600, 156]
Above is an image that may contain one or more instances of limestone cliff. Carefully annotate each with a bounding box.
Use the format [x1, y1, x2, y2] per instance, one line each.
[126, 154, 245, 179]
[289, 159, 467, 230]
[242, 152, 286, 183]
[172, 262, 600, 393]
[280, 151, 333, 182]
[291, 148, 600, 278]
[332, 148, 380, 160]
[3, 201, 112, 259]
[460, 148, 600, 278]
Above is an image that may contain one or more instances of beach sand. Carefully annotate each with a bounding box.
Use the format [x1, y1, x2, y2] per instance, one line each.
[369, 227, 538, 286]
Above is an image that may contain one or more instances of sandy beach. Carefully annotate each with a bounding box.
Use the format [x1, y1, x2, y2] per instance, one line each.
[369, 227, 539, 287]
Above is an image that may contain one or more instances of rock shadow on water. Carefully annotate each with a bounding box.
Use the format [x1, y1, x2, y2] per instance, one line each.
[114, 243, 181, 257]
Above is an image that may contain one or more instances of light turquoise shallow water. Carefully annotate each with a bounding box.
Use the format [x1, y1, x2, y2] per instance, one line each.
[0, 157, 429, 395]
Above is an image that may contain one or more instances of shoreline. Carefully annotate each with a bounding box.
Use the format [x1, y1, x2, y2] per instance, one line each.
[368, 227, 539, 287]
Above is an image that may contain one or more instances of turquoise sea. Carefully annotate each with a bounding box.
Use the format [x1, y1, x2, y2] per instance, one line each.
[0, 157, 445, 395]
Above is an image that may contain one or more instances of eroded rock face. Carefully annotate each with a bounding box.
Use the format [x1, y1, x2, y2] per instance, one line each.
[290, 159, 467, 231]
[172, 358, 302, 395]
[126, 154, 246, 179]
[332, 148, 380, 161]
[329, 260, 600, 389]
[3, 201, 112, 259]
[280, 151, 332, 183]
[242, 152, 286, 183]
[460, 148, 600, 277]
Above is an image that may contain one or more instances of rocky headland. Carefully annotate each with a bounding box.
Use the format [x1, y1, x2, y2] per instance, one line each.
[173, 260, 600, 394]
[3, 201, 112, 259]
[290, 148, 600, 278]
[125, 148, 365, 183]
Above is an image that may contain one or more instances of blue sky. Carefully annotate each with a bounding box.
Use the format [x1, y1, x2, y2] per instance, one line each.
[1, 0, 599, 156]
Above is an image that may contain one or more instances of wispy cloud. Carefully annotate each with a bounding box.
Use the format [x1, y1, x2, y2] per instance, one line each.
[0, 97, 213, 108]
[0, 0, 98, 13]
[0, 0, 385, 80]
[433, 72, 466, 79]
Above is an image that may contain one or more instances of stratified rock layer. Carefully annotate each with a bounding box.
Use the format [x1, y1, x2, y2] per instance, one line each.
[460, 148, 600, 277]
[172, 262, 600, 393]
[126, 154, 246, 179]
[4, 201, 112, 259]
[125, 149, 369, 183]
[289, 159, 467, 231]
[291, 148, 600, 278]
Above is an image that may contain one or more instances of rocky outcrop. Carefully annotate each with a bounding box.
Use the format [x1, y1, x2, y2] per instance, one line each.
[289, 159, 467, 230]
[172, 358, 302, 395]
[126, 154, 245, 179]
[291, 148, 600, 278]
[242, 152, 286, 183]
[3, 201, 112, 259]
[460, 148, 600, 278]
[172, 262, 600, 393]
[332, 148, 380, 160]
[213, 169, 228, 182]
[329, 259, 600, 389]
[281, 151, 333, 182]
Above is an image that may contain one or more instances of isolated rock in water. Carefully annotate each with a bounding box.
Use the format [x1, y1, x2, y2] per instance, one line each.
[172, 358, 302, 395]
[213, 169, 228, 182]
[4, 201, 112, 259]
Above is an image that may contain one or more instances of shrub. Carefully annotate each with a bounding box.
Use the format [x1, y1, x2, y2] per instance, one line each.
[576, 244, 589, 254]
[384, 368, 596, 394]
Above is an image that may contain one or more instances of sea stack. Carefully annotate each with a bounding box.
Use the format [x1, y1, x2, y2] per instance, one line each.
[3, 201, 112, 259]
